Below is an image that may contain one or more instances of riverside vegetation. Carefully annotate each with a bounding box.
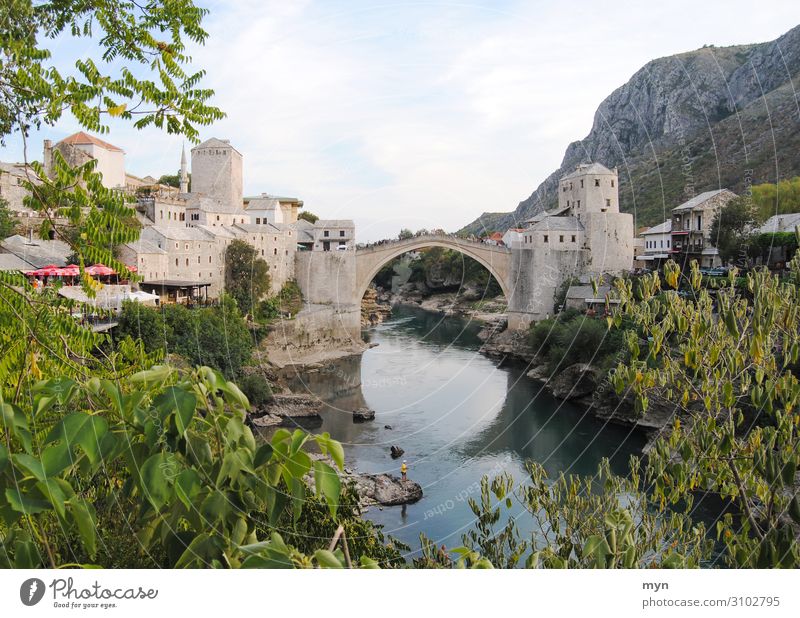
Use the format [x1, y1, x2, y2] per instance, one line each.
[1, 0, 798, 568]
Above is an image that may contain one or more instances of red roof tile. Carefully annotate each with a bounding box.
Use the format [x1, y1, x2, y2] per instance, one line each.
[57, 131, 124, 153]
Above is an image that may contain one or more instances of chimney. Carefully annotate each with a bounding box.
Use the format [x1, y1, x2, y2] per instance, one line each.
[43, 139, 52, 178]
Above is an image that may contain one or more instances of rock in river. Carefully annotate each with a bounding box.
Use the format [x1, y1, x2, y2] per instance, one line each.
[352, 407, 376, 422]
[548, 363, 600, 400]
[248, 394, 323, 428]
[390, 445, 404, 459]
[354, 474, 423, 506]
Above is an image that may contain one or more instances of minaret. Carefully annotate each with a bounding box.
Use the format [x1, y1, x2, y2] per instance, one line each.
[179, 144, 189, 193]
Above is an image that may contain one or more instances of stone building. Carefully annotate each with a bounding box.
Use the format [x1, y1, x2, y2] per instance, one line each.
[508, 162, 634, 329]
[309, 220, 355, 251]
[670, 189, 736, 268]
[639, 220, 672, 268]
[45, 132, 126, 189]
[245, 194, 303, 225]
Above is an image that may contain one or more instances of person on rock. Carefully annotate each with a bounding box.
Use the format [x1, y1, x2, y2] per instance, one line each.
[401, 460, 408, 482]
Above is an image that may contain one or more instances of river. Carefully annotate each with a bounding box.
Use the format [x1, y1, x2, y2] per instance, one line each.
[280, 305, 650, 555]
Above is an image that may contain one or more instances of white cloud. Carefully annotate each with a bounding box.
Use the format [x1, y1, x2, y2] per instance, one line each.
[1, 0, 799, 240]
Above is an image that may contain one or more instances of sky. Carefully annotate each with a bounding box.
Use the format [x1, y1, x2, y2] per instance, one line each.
[2, 0, 799, 241]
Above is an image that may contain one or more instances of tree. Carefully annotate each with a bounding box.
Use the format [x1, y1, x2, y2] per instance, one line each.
[158, 170, 190, 190]
[751, 176, 800, 220]
[225, 239, 271, 314]
[398, 228, 413, 240]
[298, 210, 319, 223]
[0, 196, 19, 239]
[609, 256, 800, 567]
[709, 196, 758, 265]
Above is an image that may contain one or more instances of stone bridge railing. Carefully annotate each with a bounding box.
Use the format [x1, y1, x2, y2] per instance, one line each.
[356, 234, 510, 255]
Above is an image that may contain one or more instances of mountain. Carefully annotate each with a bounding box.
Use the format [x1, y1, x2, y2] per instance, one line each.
[460, 25, 800, 235]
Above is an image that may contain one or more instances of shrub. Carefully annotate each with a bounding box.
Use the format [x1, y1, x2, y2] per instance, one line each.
[238, 372, 274, 407]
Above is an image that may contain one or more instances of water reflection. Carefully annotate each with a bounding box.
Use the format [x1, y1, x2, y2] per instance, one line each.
[282, 305, 647, 550]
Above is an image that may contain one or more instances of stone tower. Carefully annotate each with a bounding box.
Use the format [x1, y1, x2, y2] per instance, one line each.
[558, 163, 632, 274]
[190, 138, 243, 209]
[179, 144, 189, 193]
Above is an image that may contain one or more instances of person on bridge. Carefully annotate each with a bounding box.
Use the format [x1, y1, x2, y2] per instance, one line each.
[401, 460, 408, 482]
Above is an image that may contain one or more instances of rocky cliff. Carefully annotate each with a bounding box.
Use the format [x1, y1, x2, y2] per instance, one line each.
[461, 24, 800, 234]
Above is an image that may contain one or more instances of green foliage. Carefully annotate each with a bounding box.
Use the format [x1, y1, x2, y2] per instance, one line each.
[225, 239, 271, 315]
[529, 313, 626, 372]
[709, 196, 759, 265]
[114, 296, 254, 379]
[157, 170, 190, 191]
[297, 211, 319, 224]
[409, 247, 503, 297]
[748, 232, 798, 265]
[398, 228, 413, 240]
[610, 254, 800, 567]
[256, 280, 303, 322]
[0, 196, 19, 239]
[751, 176, 800, 221]
[0, 365, 346, 568]
[0, 0, 223, 144]
[237, 373, 273, 408]
[458, 459, 709, 568]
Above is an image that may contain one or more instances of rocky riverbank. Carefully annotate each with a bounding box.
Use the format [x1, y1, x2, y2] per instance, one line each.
[480, 320, 675, 439]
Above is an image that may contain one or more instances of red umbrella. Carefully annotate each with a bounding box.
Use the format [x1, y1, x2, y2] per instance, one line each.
[32, 264, 63, 276]
[86, 263, 115, 276]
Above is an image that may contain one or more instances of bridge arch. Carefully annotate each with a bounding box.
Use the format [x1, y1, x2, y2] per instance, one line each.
[354, 235, 512, 302]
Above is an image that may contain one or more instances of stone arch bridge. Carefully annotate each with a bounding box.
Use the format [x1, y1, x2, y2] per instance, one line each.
[355, 234, 512, 300]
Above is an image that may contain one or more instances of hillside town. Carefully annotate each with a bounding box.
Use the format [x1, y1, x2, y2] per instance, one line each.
[0, 132, 354, 307]
[1, 133, 797, 317]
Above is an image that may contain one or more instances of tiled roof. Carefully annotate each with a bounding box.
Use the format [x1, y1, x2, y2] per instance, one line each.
[57, 131, 124, 152]
[759, 212, 800, 233]
[143, 225, 215, 242]
[672, 189, 736, 212]
[316, 219, 355, 228]
[641, 220, 672, 235]
[192, 137, 241, 155]
[560, 162, 615, 181]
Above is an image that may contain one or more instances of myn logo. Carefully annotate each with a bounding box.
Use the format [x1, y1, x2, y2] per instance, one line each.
[20, 578, 46, 606]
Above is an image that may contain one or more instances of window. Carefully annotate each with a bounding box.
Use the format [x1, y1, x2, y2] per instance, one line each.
[323, 230, 329, 237]
[175, 242, 178, 249]
[576, 200, 580, 208]
[175, 258, 178, 266]
[660, 240, 663, 248]
[340, 230, 345, 237]
[611, 179, 615, 187]
[256, 218, 261, 224]
[605, 199, 611, 207]
[261, 249, 264, 256]
[160, 210, 163, 219]
[544, 235, 549, 243]
[595, 179, 600, 187]
[209, 256, 212, 263]
[566, 200, 570, 207]
[580, 179, 584, 188]
[185, 258, 189, 266]
[559, 235, 564, 243]
[273, 248, 277, 255]
[696, 215, 702, 230]
[216, 215, 220, 221]
[168, 212, 171, 220]
[185, 243, 189, 250]
[285, 249, 289, 255]
[667, 240, 670, 248]
[571, 235, 576, 242]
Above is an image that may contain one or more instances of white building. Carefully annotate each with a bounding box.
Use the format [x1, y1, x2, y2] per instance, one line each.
[245, 194, 303, 226]
[639, 220, 672, 267]
[670, 189, 737, 268]
[46, 132, 126, 189]
[310, 220, 355, 251]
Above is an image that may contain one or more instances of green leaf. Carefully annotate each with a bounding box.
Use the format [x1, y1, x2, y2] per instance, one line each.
[175, 469, 201, 510]
[314, 549, 343, 568]
[69, 498, 97, 558]
[139, 452, 173, 511]
[253, 443, 273, 469]
[46, 412, 109, 467]
[313, 460, 341, 519]
[5, 487, 51, 515]
[154, 387, 196, 435]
